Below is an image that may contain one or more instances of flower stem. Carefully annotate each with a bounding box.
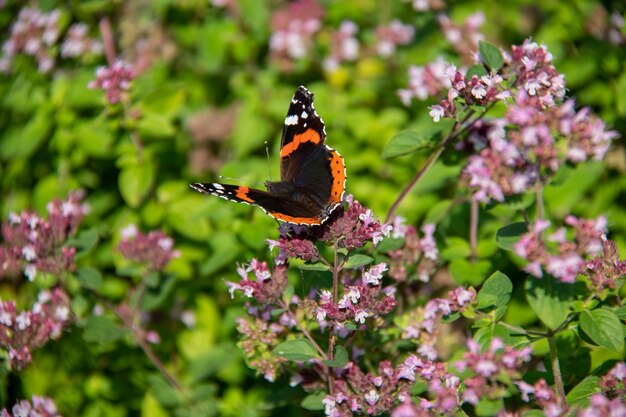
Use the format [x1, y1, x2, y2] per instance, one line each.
[99, 18, 117, 66]
[469, 198, 479, 261]
[535, 187, 545, 223]
[105, 301, 184, 393]
[547, 335, 568, 412]
[277, 300, 328, 360]
[385, 108, 485, 223]
[328, 242, 341, 394]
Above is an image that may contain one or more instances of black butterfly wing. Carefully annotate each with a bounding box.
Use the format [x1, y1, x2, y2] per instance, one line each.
[189, 182, 322, 224]
[278, 86, 346, 210]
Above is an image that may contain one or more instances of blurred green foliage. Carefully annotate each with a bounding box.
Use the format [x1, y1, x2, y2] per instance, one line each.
[0, 0, 625, 416]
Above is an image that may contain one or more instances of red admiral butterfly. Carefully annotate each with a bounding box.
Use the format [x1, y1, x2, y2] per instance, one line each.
[190, 86, 346, 225]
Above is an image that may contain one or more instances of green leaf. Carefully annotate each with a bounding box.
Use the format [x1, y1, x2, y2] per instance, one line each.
[322, 345, 349, 368]
[75, 120, 114, 157]
[476, 397, 503, 417]
[496, 222, 528, 251]
[440, 237, 471, 261]
[449, 259, 491, 286]
[148, 375, 183, 407]
[477, 271, 513, 320]
[142, 276, 177, 311]
[522, 411, 546, 417]
[579, 309, 624, 352]
[0, 110, 52, 160]
[298, 262, 331, 272]
[67, 228, 99, 254]
[525, 276, 575, 330]
[197, 20, 236, 73]
[82, 316, 128, 344]
[544, 162, 604, 218]
[616, 71, 626, 116]
[141, 391, 169, 417]
[301, 392, 325, 411]
[479, 40, 504, 71]
[139, 87, 185, 117]
[76, 266, 102, 291]
[272, 339, 320, 362]
[137, 114, 176, 139]
[343, 254, 374, 269]
[466, 64, 488, 79]
[382, 130, 436, 159]
[566, 376, 601, 406]
[119, 160, 156, 208]
[615, 305, 626, 320]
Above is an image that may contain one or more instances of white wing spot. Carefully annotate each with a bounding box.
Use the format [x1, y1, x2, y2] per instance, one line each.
[301, 111, 308, 118]
[212, 183, 224, 190]
[285, 114, 299, 125]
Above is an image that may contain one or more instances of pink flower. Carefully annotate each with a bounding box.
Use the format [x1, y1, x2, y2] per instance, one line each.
[88, 60, 135, 104]
[117, 225, 179, 271]
[375, 20, 414, 58]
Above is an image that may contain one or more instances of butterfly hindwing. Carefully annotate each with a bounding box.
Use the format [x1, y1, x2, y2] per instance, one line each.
[189, 182, 322, 225]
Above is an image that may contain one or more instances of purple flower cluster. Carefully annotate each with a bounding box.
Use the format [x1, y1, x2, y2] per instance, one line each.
[88, 60, 135, 104]
[438, 12, 485, 63]
[323, 21, 360, 72]
[1, 396, 61, 417]
[320, 196, 392, 250]
[509, 40, 566, 107]
[513, 216, 607, 283]
[606, 12, 625, 46]
[309, 264, 396, 327]
[117, 224, 180, 272]
[227, 259, 288, 304]
[431, 69, 509, 122]
[269, 0, 324, 68]
[517, 379, 563, 417]
[429, 40, 619, 203]
[266, 196, 391, 262]
[268, 234, 320, 262]
[598, 361, 626, 398]
[236, 298, 301, 382]
[0, 288, 71, 370]
[397, 57, 451, 105]
[60, 23, 103, 58]
[0, 191, 88, 281]
[406, 0, 445, 12]
[387, 219, 439, 283]
[324, 356, 460, 417]
[0, 7, 60, 73]
[461, 96, 617, 202]
[401, 287, 476, 360]
[455, 338, 532, 405]
[375, 20, 415, 58]
[577, 394, 626, 417]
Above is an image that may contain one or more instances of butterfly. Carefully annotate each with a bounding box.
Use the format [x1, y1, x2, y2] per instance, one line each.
[190, 86, 346, 225]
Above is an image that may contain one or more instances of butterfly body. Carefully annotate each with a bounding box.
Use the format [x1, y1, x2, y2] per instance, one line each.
[190, 86, 346, 225]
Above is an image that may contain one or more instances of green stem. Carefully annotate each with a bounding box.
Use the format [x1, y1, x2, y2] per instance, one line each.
[277, 300, 328, 360]
[328, 242, 341, 394]
[548, 335, 568, 412]
[469, 199, 479, 261]
[385, 107, 489, 223]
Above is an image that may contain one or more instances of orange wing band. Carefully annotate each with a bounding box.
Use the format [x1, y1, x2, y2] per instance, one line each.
[329, 151, 346, 204]
[235, 186, 255, 203]
[270, 212, 322, 225]
[280, 129, 321, 158]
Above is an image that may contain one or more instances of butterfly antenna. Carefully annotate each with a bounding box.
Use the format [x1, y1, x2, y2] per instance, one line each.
[219, 175, 263, 188]
[265, 141, 273, 182]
